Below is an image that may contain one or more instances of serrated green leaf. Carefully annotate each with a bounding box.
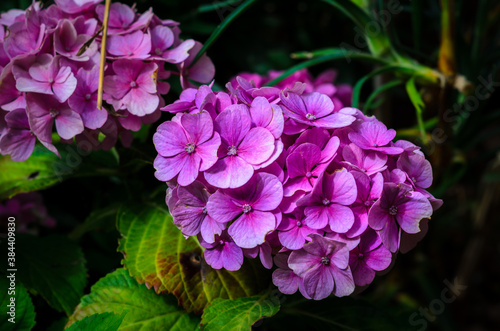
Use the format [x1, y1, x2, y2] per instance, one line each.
[0, 146, 75, 199]
[117, 204, 268, 314]
[0, 279, 35, 331]
[66, 269, 200, 330]
[200, 294, 280, 331]
[65, 312, 125, 331]
[7, 234, 88, 315]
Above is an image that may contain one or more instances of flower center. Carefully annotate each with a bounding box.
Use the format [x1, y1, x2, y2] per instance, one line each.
[130, 81, 137, 88]
[305, 171, 312, 178]
[321, 256, 330, 265]
[185, 142, 196, 154]
[322, 198, 330, 206]
[358, 253, 364, 260]
[389, 205, 398, 216]
[48, 78, 54, 84]
[202, 206, 207, 214]
[373, 143, 378, 147]
[242, 204, 252, 214]
[49, 109, 59, 118]
[155, 48, 162, 55]
[127, 51, 133, 56]
[219, 239, 225, 246]
[296, 221, 302, 227]
[85, 93, 91, 101]
[306, 113, 316, 120]
[411, 177, 417, 183]
[227, 145, 238, 156]
[364, 200, 373, 207]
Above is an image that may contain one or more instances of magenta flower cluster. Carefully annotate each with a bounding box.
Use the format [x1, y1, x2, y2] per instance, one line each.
[154, 71, 442, 300]
[0, 1, 214, 161]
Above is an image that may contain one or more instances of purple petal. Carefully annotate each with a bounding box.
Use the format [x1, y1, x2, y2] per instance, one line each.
[228, 210, 276, 249]
[237, 127, 275, 165]
[303, 264, 334, 300]
[204, 155, 254, 189]
[330, 267, 355, 297]
[206, 190, 242, 224]
[153, 121, 189, 157]
[154, 153, 187, 182]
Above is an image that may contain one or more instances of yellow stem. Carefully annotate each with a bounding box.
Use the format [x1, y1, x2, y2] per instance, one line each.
[97, 0, 111, 110]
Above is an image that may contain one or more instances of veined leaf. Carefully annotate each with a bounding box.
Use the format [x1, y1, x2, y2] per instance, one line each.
[200, 294, 280, 331]
[0, 146, 74, 199]
[117, 203, 268, 314]
[0, 279, 35, 331]
[66, 269, 200, 330]
[65, 312, 125, 331]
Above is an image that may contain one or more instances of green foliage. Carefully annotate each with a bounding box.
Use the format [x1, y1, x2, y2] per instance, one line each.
[405, 77, 428, 143]
[116, 203, 268, 314]
[12, 234, 87, 315]
[0, 146, 75, 200]
[65, 312, 125, 331]
[67, 269, 200, 330]
[200, 294, 280, 331]
[0, 279, 36, 331]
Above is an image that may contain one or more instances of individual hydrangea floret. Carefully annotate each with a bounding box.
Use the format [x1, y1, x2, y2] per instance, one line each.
[153, 68, 443, 301]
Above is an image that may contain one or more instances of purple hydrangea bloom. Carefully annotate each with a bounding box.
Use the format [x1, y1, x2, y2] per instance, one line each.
[297, 168, 357, 233]
[272, 253, 311, 298]
[348, 121, 404, 155]
[201, 231, 244, 271]
[368, 183, 433, 252]
[204, 105, 275, 189]
[171, 181, 224, 243]
[16, 55, 77, 103]
[104, 60, 159, 116]
[280, 91, 356, 130]
[0, 109, 35, 161]
[26, 93, 83, 142]
[154, 111, 221, 186]
[154, 69, 442, 299]
[288, 233, 355, 299]
[207, 173, 282, 248]
[349, 229, 392, 286]
[277, 208, 320, 250]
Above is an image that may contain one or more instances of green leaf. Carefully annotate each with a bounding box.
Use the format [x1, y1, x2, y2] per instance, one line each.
[66, 269, 200, 330]
[200, 294, 280, 331]
[10, 234, 87, 315]
[66, 312, 125, 331]
[189, 0, 258, 70]
[405, 77, 428, 143]
[363, 79, 403, 111]
[117, 203, 268, 314]
[0, 146, 75, 199]
[352, 65, 407, 108]
[0, 279, 35, 331]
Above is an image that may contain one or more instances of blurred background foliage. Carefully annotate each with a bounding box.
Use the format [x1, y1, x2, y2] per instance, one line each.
[1, 0, 499, 330]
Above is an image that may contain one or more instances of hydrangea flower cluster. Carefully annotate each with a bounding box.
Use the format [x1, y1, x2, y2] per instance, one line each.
[154, 71, 443, 300]
[0, 1, 214, 161]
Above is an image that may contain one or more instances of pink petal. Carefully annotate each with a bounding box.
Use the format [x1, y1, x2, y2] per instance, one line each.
[237, 127, 275, 165]
[228, 210, 276, 249]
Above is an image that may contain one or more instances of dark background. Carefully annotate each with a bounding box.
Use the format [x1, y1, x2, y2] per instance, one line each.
[1, 0, 499, 330]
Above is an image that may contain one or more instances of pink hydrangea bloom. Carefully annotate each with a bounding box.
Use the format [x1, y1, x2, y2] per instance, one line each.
[154, 69, 442, 301]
